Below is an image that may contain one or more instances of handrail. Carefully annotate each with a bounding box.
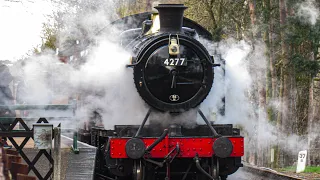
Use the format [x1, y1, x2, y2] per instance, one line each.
[0, 104, 75, 111]
[0, 117, 73, 119]
[0, 131, 33, 137]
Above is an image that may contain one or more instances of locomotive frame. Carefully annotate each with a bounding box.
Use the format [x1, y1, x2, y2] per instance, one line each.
[90, 109, 244, 180]
[77, 3, 244, 180]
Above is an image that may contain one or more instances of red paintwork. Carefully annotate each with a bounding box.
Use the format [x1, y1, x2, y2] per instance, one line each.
[109, 136, 244, 158]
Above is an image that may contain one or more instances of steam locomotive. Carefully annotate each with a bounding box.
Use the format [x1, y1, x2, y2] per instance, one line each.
[82, 4, 244, 180]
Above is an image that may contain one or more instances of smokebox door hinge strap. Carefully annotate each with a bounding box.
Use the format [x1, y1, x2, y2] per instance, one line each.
[168, 34, 180, 56]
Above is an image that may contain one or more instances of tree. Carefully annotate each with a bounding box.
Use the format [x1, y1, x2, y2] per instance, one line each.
[38, 23, 58, 53]
[184, 0, 251, 41]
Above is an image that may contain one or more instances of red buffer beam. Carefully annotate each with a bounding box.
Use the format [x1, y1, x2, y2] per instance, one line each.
[110, 137, 244, 158]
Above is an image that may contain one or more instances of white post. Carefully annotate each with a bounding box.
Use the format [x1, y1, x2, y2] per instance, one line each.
[270, 148, 274, 163]
[53, 127, 61, 180]
[296, 150, 307, 173]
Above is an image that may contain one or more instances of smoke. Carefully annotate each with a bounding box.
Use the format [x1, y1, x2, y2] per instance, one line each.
[11, 40, 148, 129]
[4, 0, 149, 130]
[199, 39, 255, 126]
[149, 109, 198, 129]
[198, 40, 226, 123]
[69, 40, 148, 129]
[199, 37, 310, 159]
[220, 40, 254, 126]
[221, 39, 310, 154]
[17, 54, 58, 104]
[297, 0, 319, 25]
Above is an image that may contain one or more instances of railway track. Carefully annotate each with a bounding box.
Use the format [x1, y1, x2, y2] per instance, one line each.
[231, 163, 305, 180]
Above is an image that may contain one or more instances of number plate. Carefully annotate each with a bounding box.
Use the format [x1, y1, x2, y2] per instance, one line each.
[162, 58, 187, 66]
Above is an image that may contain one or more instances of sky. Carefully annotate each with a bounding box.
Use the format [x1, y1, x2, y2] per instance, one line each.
[0, 0, 54, 61]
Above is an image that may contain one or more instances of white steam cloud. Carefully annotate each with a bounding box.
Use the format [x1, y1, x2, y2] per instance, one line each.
[200, 38, 309, 158]
[70, 41, 148, 129]
[6, 0, 149, 130]
[297, 0, 319, 25]
[12, 39, 148, 129]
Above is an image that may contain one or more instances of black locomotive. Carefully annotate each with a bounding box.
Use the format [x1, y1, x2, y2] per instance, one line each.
[82, 4, 244, 180]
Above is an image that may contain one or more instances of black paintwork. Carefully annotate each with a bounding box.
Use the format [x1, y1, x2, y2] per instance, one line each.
[131, 34, 213, 112]
[92, 124, 239, 138]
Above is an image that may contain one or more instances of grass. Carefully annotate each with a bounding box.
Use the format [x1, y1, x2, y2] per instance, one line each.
[304, 166, 320, 173]
[279, 166, 320, 173]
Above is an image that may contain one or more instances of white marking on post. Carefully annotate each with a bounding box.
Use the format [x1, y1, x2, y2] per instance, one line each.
[296, 150, 307, 173]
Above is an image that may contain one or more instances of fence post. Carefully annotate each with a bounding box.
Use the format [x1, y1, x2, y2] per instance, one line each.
[53, 127, 61, 180]
[72, 132, 79, 154]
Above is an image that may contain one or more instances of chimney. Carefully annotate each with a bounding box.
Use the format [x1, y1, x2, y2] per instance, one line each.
[154, 4, 187, 33]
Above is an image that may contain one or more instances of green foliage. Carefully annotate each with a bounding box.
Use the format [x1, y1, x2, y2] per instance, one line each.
[278, 166, 295, 172]
[291, 54, 320, 79]
[286, 17, 320, 44]
[283, 15, 320, 81]
[212, 27, 223, 41]
[184, 0, 250, 41]
[305, 167, 320, 173]
[37, 23, 58, 53]
[279, 166, 320, 173]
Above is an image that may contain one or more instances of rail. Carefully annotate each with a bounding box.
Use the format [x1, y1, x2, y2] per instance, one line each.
[243, 163, 305, 180]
